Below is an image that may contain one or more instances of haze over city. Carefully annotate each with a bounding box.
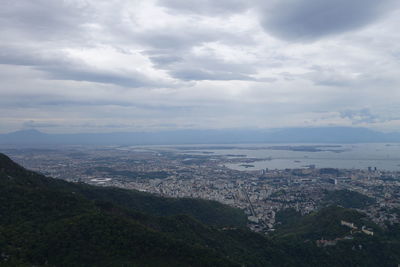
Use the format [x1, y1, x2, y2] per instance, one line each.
[1, 0, 400, 134]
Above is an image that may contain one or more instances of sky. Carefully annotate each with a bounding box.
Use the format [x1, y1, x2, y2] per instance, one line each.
[1, 0, 400, 133]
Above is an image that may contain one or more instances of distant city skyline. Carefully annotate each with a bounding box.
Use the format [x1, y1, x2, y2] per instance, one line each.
[1, 0, 400, 133]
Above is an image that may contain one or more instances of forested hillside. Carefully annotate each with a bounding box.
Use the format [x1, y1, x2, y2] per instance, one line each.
[1, 153, 399, 266]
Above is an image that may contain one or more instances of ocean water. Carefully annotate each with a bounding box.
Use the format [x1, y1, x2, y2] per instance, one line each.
[173, 143, 400, 171]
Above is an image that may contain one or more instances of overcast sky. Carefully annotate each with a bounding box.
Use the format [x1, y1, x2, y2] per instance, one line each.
[1, 0, 400, 133]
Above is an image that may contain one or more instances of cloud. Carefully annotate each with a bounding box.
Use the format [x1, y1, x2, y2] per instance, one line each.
[22, 120, 59, 129]
[154, 50, 259, 81]
[145, 40, 260, 81]
[1, 0, 400, 133]
[259, 0, 397, 41]
[0, 45, 170, 88]
[305, 65, 360, 87]
[0, 0, 92, 41]
[171, 69, 255, 81]
[41, 64, 157, 88]
[339, 108, 400, 126]
[340, 109, 381, 124]
[157, 0, 249, 15]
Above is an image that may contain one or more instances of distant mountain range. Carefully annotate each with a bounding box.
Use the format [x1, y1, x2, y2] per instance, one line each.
[1, 127, 400, 145]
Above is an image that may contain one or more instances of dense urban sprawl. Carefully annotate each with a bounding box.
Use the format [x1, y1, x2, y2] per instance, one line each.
[5, 145, 400, 233]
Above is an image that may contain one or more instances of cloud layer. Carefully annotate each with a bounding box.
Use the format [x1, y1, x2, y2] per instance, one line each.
[0, 0, 400, 133]
[259, 0, 397, 41]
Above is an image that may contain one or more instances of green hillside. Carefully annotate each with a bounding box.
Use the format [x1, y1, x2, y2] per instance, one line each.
[274, 206, 376, 240]
[322, 189, 376, 209]
[1, 153, 399, 266]
[0, 153, 247, 228]
[0, 153, 246, 266]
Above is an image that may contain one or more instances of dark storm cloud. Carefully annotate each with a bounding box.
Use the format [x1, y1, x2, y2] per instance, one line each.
[157, 0, 249, 15]
[259, 0, 397, 41]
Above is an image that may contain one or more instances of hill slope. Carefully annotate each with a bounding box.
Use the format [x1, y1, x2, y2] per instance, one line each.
[322, 189, 376, 209]
[1, 153, 399, 266]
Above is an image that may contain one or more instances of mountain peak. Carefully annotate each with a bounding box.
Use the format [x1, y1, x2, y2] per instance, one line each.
[0, 129, 49, 145]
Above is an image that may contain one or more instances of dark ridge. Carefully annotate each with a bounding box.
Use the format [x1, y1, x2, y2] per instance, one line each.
[0, 153, 26, 173]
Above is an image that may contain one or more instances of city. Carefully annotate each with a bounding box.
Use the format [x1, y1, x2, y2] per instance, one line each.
[5, 145, 399, 233]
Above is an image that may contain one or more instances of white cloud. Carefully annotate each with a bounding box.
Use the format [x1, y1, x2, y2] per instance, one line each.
[0, 0, 400, 133]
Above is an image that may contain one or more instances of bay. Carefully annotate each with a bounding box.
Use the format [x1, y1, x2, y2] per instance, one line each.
[173, 143, 400, 171]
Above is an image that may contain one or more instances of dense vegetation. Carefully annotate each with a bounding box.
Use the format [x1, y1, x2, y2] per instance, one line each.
[1, 153, 399, 266]
[273, 206, 400, 266]
[322, 189, 376, 209]
[274, 206, 376, 240]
